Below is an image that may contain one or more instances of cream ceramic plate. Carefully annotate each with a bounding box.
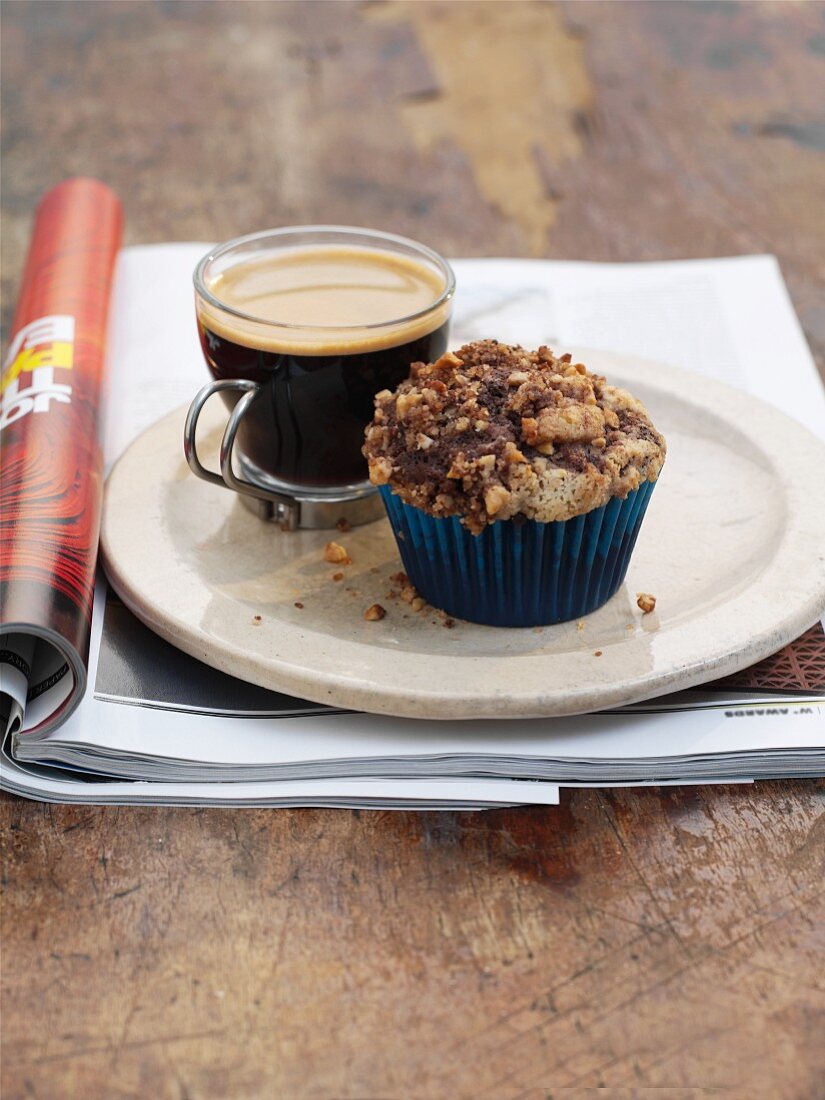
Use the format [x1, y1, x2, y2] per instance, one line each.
[101, 351, 825, 720]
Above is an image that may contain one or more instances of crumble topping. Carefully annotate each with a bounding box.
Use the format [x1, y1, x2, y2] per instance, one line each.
[364, 340, 666, 533]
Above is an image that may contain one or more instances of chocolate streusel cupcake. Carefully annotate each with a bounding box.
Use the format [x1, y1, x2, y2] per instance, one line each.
[363, 340, 666, 626]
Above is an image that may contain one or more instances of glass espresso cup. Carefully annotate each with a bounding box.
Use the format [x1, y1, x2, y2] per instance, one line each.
[184, 226, 455, 529]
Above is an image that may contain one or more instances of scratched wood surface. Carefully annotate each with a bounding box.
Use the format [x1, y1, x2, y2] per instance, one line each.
[1, 2, 824, 1097]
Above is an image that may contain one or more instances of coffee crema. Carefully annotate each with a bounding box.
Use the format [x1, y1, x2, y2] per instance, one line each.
[195, 244, 452, 490]
[198, 245, 450, 355]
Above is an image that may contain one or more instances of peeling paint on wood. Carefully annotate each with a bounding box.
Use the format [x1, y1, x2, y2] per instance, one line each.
[366, 0, 592, 254]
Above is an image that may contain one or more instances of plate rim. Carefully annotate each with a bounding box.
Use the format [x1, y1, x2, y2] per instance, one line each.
[101, 349, 825, 720]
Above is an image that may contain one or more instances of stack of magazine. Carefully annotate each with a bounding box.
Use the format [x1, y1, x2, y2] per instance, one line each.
[2, 229, 823, 806]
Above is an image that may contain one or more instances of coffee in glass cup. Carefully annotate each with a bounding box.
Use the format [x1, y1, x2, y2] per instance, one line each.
[184, 227, 454, 529]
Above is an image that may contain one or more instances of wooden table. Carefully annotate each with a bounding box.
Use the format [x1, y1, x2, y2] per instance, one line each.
[2, 3, 823, 1096]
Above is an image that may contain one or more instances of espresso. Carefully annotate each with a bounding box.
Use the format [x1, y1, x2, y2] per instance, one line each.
[209, 246, 446, 331]
[197, 246, 450, 490]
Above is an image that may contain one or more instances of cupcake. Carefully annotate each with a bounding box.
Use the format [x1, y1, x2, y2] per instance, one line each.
[363, 340, 666, 627]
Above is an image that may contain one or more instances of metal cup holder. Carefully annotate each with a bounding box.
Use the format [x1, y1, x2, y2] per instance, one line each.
[183, 379, 383, 531]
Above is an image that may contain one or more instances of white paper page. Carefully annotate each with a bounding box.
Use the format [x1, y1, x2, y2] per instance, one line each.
[0, 754, 559, 808]
[101, 243, 214, 467]
[48, 688, 825, 768]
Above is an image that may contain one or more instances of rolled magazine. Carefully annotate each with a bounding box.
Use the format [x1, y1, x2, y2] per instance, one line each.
[0, 178, 123, 737]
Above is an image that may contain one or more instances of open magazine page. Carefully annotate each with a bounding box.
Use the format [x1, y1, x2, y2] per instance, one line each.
[4, 247, 824, 803]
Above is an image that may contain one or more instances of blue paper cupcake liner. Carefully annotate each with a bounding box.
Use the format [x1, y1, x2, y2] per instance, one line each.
[379, 481, 656, 627]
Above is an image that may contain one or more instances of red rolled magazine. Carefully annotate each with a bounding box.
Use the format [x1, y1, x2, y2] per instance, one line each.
[0, 178, 123, 737]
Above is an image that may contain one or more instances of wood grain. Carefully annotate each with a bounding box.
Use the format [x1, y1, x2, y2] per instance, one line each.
[2, 2, 824, 1096]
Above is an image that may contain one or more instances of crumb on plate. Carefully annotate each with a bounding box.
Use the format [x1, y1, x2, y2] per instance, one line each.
[323, 541, 350, 565]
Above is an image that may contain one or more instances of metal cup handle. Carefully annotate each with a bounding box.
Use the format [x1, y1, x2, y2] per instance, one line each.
[183, 379, 300, 529]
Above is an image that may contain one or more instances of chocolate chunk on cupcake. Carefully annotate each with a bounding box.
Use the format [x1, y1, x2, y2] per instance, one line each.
[364, 340, 666, 627]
